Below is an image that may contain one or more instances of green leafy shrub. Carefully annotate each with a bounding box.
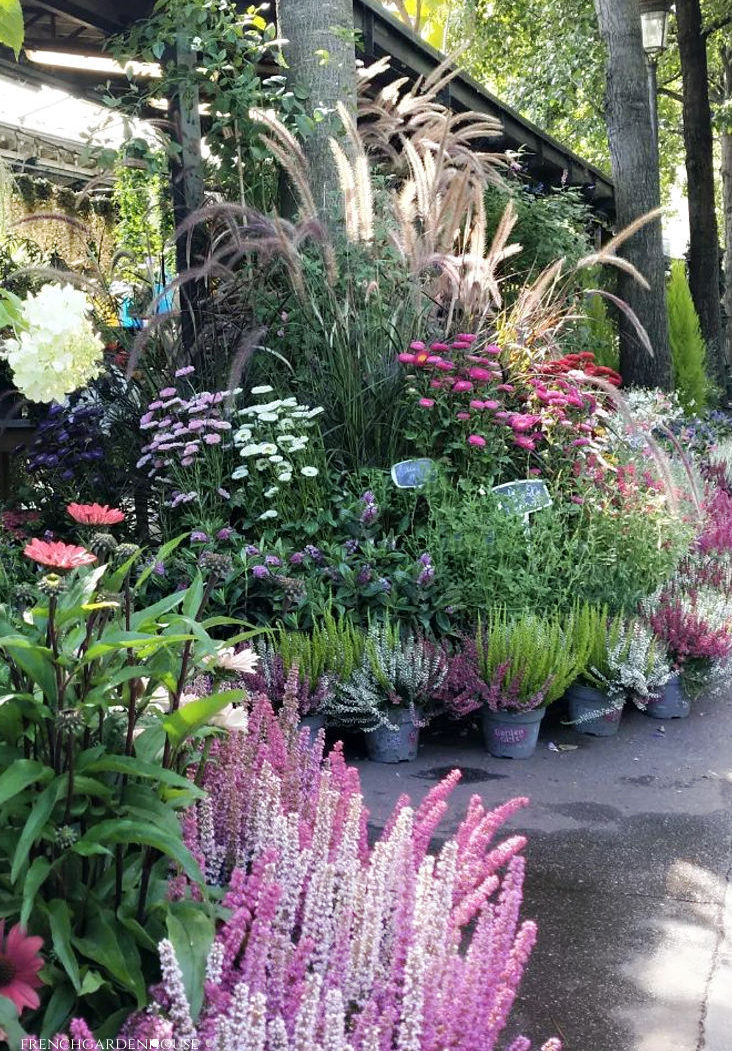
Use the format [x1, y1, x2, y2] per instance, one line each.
[667, 258, 710, 413]
[0, 533, 254, 1034]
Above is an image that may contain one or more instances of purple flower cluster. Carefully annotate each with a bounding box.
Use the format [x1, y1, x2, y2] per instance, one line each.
[136, 370, 234, 493]
[24, 402, 106, 488]
[418, 551, 436, 587]
[359, 490, 378, 526]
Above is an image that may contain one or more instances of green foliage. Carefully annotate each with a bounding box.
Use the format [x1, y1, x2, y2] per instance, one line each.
[475, 606, 588, 706]
[110, 1, 309, 209]
[667, 258, 710, 413]
[0, 550, 245, 1033]
[0, 0, 24, 58]
[484, 183, 593, 281]
[424, 482, 690, 619]
[112, 152, 169, 281]
[275, 610, 366, 688]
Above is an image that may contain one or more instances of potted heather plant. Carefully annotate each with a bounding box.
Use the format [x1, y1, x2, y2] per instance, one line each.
[646, 583, 732, 719]
[250, 611, 366, 740]
[328, 617, 448, 762]
[565, 607, 627, 736]
[475, 609, 586, 758]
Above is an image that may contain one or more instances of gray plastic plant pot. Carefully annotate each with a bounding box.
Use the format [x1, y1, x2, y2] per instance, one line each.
[566, 684, 623, 737]
[299, 712, 326, 747]
[365, 708, 420, 763]
[481, 706, 545, 759]
[645, 675, 690, 719]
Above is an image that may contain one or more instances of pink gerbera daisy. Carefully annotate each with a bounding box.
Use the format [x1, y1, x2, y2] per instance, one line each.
[24, 539, 97, 570]
[67, 503, 125, 526]
[0, 922, 44, 1013]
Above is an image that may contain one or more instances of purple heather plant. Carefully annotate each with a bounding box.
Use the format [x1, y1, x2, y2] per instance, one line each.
[112, 689, 559, 1051]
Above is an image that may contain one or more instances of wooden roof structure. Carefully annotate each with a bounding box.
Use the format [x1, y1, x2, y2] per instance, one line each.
[6, 0, 615, 216]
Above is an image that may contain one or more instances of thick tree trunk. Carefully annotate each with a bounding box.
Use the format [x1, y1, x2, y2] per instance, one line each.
[593, 0, 672, 389]
[722, 47, 732, 392]
[277, 0, 357, 222]
[676, 0, 726, 392]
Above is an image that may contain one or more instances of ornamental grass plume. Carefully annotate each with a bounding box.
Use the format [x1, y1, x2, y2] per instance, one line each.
[120, 692, 557, 1051]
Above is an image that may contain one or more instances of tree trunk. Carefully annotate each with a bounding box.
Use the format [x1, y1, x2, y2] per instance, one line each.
[593, 0, 672, 389]
[676, 0, 726, 392]
[277, 0, 357, 222]
[721, 46, 732, 392]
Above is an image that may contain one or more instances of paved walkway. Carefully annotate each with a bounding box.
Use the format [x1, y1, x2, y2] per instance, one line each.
[351, 692, 732, 1051]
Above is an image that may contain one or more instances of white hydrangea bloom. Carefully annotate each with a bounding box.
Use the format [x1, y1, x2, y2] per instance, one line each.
[1, 283, 104, 403]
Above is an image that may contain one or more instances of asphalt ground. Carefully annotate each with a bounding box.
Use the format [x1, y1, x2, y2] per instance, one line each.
[345, 692, 732, 1051]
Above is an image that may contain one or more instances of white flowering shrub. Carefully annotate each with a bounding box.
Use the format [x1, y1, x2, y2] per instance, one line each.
[231, 386, 326, 522]
[0, 283, 104, 403]
[592, 620, 673, 706]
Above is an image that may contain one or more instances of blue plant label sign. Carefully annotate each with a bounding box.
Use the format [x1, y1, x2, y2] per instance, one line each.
[491, 480, 553, 517]
[391, 458, 437, 489]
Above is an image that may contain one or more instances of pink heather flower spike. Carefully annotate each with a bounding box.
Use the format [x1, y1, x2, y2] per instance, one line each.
[102, 695, 555, 1051]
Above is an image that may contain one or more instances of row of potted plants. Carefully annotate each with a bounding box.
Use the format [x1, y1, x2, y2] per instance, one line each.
[228, 596, 721, 762]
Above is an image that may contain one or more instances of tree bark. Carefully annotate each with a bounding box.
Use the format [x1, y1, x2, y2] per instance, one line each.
[676, 0, 726, 391]
[721, 46, 732, 390]
[277, 0, 357, 222]
[593, 0, 672, 389]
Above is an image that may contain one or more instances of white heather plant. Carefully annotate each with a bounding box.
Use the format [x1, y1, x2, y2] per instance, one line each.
[0, 283, 104, 403]
[590, 620, 672, 707]
[231, 386, 327, 522]
[327, 617, 448, 730]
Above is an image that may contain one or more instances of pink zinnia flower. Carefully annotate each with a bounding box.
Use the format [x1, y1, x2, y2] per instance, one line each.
[435, 359, 456, 372]
[409, 341, 426, 351]
[497, 383, 515, 393]
[514, 435, 536, 451]
[430, 379, 445, 389]
[484, 344, 502, 355]
[453, 380, 473, 393]
[0, 922, 44, 1013]
[468, 367, 492, 382]
[67, 503, 125, 526]
[419, 398, 435, 408]
[467, 434, 486, 447]
[430, 342, 450, 351]
[483, 400, 500, 410]
[24, 539, 97, 570]
[456, 333, 477, 343]
[159, 387, 177, 398]
[204, 433, 222, 444]
[456, 412, 471, 421]
[469, 399, 485, 409]
[398, 352, 416, 364]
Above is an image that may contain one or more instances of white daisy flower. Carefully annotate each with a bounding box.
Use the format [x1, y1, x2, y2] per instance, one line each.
[251, 385, 273, 395]
[301, 466, 319, 477]
[258, 509, 278, 520]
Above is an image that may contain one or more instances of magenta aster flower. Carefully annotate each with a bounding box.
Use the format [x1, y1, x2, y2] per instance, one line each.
[468, 434, 486, 447]
[419, 398, 435, 408]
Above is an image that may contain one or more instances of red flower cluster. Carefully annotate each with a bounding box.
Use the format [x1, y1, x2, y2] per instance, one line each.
[538, 352, 622, 388]
[1, 509, 41, 541]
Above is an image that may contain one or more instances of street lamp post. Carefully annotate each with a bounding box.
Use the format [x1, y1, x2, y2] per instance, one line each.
[639, 0, 673, 150]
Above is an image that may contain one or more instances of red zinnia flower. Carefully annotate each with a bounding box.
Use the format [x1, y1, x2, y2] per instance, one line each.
[24, 539, 97, 570]
[0, 921, 44, 1013]
[67, 503, 125, 526]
